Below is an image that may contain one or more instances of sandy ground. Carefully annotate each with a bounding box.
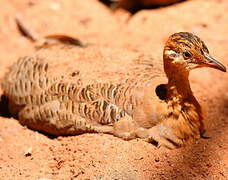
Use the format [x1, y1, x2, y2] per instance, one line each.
[0, 0, 227, 179]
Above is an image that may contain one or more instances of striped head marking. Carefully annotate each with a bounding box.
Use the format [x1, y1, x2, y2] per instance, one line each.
[163, 32, 226, 72]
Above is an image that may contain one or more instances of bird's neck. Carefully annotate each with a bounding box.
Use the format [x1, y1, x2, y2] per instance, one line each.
[164, 63, 193, 100]
[163, 60, 205, 138]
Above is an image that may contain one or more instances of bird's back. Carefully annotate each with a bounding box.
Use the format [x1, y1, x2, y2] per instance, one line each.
[2, 45, 166, 110]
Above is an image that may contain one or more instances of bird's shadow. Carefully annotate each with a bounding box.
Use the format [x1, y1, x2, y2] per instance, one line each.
[0, 95, 11, 118]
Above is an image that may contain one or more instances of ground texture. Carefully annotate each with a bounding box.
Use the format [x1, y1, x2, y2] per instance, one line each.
[0, 0, 227, 179]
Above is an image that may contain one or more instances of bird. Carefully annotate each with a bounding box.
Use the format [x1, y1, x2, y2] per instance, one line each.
[1, 32, 226, 149]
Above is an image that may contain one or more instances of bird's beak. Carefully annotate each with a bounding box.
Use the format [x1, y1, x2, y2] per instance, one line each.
[203, 53, 226, 72]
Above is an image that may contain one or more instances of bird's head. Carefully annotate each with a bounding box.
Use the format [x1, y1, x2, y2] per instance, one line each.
[163, 32, 226, 73]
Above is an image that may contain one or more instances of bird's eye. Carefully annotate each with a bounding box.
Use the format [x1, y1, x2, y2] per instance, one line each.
[183, 51, 192, 59]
